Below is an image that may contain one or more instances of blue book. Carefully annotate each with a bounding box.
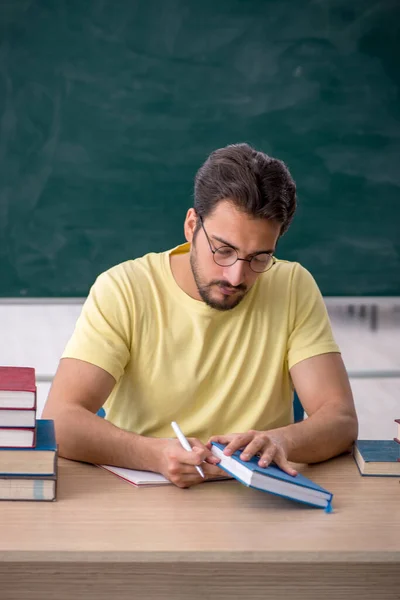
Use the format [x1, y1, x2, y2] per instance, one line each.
[0, 419, 57, 477]
[211, 442, 333, 511]
[353, 440, 400, 477]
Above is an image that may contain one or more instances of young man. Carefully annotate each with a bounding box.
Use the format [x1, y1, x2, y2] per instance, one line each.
[43, 143, 358, 487]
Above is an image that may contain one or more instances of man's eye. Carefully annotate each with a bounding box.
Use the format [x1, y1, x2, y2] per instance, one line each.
[217, 248, 235, 257]
[253, 254, 270, 264]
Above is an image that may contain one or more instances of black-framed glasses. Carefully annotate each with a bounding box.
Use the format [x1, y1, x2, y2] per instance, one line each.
[199, 216, 276, 273]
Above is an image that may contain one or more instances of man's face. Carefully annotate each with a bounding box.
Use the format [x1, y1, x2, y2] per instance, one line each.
[187, 200, 281, 311]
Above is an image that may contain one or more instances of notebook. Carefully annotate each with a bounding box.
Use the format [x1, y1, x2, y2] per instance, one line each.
[353, 440, 400, 476]
[210, 442, 333, 510]
[99, 464, 171, 486]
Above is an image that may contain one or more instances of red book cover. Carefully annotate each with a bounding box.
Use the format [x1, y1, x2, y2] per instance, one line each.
[0, 367, 36, 410]
[0, 367, 36, 392]
[0, 403, 36, 412]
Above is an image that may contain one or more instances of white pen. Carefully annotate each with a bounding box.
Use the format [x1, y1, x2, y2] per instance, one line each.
[171, 421, 205, 478]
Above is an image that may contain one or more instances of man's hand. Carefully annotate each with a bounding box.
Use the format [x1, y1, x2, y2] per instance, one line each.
[207, 430, 298, 477]
[156, 438, 222, 488]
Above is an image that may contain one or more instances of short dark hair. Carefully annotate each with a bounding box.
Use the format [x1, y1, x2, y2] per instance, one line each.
[194, 143, 296, 236]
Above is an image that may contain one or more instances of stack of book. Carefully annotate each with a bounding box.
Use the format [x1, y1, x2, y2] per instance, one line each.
[0, 366, 57, 501]
[353, 418, 400, 477]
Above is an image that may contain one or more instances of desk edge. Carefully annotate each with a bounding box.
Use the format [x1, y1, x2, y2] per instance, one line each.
[0, 550, 399, 563]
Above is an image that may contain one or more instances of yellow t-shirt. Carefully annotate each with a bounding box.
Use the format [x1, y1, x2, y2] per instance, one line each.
[62, 243, 340, 442]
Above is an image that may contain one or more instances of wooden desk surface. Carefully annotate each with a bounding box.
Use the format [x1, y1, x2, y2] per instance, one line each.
[1, 454, 399, 599]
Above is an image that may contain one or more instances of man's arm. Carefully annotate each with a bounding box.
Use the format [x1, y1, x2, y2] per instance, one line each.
[42, 358, 162, 470]
[278, 352, 358, 463]
[42, 358, 220, 486]
[208, 353, 358, 472]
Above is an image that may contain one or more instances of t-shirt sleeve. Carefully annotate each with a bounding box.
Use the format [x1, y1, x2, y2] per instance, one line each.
[287, 264, 340, 370]
[62, 270, 132, 381]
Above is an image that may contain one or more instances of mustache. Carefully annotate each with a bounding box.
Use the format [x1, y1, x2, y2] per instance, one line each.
[209, 280, 247, 292]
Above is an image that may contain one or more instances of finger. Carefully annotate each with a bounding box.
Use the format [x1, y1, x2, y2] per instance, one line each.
[172, 444, 206, 466]
[189, 439, 220, 465]
[168, 458, 210, 484]
[205, 453, 221, 465]
[239, 437, 267, 461]
[170, 471, 205, 488]
[193, 446, 221, 465]
[173, 437, 210, 464]
[260, 448, 297, 477]
[202, 463, 226, 479]
[223, 433, 254, 456]
[173, 461, 208, 475]
[206, 434, 237, 449]
[274, 454, 298, 477]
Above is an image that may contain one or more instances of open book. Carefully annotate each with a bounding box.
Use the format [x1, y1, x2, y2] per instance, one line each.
[211, 442, 333, 511]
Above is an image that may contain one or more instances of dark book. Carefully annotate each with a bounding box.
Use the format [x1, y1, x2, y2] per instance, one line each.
[353, 440, 400, 476]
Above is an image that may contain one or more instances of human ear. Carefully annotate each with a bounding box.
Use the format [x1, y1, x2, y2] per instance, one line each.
[184, 208, 198, 243]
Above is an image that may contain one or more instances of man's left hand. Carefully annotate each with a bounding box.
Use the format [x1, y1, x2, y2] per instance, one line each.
[207, 430, 298, 477]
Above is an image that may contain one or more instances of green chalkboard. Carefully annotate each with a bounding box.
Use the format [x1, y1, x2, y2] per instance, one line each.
[1, 0, 399, 297]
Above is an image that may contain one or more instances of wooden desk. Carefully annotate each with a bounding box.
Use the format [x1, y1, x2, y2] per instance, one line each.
[0, 454, 399, 600]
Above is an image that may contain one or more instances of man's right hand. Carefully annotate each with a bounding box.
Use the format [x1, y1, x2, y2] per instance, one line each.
[154, 438, 222, 488]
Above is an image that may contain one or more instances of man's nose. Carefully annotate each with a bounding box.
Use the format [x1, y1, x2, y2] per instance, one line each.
[222, 260, 247, 287]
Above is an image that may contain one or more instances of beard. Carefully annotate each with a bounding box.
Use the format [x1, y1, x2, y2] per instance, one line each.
[190, 244, 248, 311]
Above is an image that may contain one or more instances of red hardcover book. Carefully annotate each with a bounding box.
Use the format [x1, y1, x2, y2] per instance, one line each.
[0, 426, 36, 448]
[0, 367, 36, 410]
